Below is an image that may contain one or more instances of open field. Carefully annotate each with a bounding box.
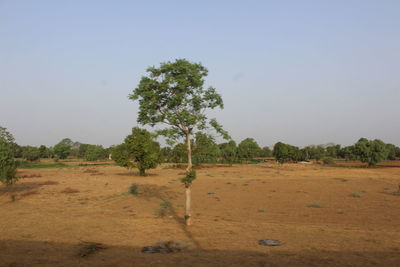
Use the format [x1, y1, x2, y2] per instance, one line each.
[1, 160, 399, 266]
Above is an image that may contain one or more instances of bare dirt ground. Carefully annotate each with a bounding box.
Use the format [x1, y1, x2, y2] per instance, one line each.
[0, 160, 399, 266]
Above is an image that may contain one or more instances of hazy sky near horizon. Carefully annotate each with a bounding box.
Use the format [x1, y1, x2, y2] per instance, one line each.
[1, 0, 399, 147]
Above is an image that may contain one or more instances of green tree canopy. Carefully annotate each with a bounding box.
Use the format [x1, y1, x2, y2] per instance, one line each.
[237, 138, 261, 160]
[353, 138, 388, 166]
[112, 127, 160, 176]
[84, 145, 108, 161]
[53, 138, 73, 159]
[273, 142, 299, 163]
[171, 143, 188, 163]
[260, 146, 272, 157]
[111, 143, 133, 169]
[39, 145, 51, 158]
[22, 146, 41, 162]
[0, 127, 17, 185]
[219, 140, 238, 164]
[192, 133, 220, 164]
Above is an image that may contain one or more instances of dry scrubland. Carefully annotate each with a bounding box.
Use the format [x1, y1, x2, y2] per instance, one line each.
[0, 160, 400, 266]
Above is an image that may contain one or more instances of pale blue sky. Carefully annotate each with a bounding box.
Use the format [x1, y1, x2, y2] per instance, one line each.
[1, 0, 399, 147]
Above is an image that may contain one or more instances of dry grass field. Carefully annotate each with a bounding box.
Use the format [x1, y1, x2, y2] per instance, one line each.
[0, 160, 399, 266]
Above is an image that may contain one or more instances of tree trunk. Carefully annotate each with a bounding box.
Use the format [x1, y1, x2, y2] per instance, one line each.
[185, 186, 192, 225]
[185, 133, 192, 226]
[186, 133, 192, 172]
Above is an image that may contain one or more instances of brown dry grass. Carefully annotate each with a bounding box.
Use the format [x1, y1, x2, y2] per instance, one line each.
[0, 160, 399, 266]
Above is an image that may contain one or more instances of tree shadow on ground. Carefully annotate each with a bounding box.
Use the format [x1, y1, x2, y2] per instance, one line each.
[0, 239, 399, 267]
[0, 182, 49, 195]
[116, 172, 159, 177]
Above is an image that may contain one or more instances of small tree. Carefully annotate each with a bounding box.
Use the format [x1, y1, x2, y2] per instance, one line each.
[130, 59, 229, 225]
[160, 147, 173, 163]
[171, 143, 188, 163]
[273, 142, 290, 163]
[0, 127, 18, 185]
[237, 138, 261, 160]
[112, 143, 134, 169]
[219, 140, 238, 164]
[39, 145, 50, 158]
[386, 143, 398, 160]
[326, 144, 341, 158]
[84, 145, 108, 161]
[124, 127, 160, 176]
[22, 146, 41, 162]
[192, 133, 220, 164]
[112, 128, 160, 176]
[53, 139, 72, 159]
[260, 146, 272, 157]
[354, 138, 388, 167]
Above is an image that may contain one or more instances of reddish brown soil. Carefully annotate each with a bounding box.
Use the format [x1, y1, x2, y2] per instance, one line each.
[0, 161, 399, 266]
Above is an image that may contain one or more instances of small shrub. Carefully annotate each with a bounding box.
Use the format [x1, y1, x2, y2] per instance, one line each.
[181, 170, 196, 188]
[307, 204, 322, 208]
[10, 194, 17, 202]
[129, 183, 139, 195]
[154, 201, 172, 217]
[78, 241, 107, 257]
[322, 157, 335, 165]
[351, 192, 362, 198]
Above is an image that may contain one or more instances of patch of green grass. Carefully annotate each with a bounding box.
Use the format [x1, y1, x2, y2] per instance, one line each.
[351, 192, 362, 198]
[307, 204, 322, 208]
[226, 182, 232, 184]
[17, 162, 68, 169]
[257, 209, 265, 213]
[77, 163, 112, 167]
[207, 192, 215, 195]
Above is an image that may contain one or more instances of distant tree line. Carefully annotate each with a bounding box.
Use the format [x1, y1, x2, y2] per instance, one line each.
[2, 123, 400, 187]
[12, 138, 111, 162]
[158, 135, 272, 165]
[272, 138, 400, 166]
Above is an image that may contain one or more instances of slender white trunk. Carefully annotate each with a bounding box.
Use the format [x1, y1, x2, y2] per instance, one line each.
[185, 133, 192, 226]
[186, 133, 192, 172]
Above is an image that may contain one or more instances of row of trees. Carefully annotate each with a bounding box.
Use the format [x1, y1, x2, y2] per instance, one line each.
[111, 130, 274, 176]
[273, 138, 400, 166]
[12, 138, 111, 162]
[160, 135, 272, 164]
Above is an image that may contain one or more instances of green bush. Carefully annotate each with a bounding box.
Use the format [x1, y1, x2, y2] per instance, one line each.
[129, 183, 139, 195]
[22, 146, 41, 162]
[0, 127, 18, 185]
[322, 157, 335, 165]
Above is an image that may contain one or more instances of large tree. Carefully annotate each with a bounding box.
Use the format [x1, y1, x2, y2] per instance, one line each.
[130, 59, 229, 225]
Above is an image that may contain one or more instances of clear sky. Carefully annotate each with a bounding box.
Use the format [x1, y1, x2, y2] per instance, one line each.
[1, 0, 399, 147]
